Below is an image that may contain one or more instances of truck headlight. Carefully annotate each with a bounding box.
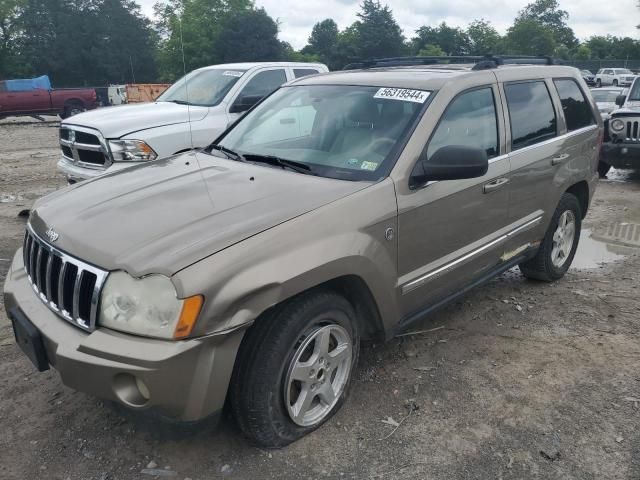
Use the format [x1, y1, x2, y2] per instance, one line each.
[99, 272, 202, 339]
[610, 119, 625, 132]
[108, 140, 157, 162]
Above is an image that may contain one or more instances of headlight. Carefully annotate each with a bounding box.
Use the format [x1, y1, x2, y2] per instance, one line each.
[108, 140, 157, 162]
[610, 119, 625, 132]
[99, 271, 202, 339]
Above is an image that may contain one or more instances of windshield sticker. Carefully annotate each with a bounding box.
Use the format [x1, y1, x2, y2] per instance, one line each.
[223, 71, 244, 77]
[374, 88, 429, 103]
[360, 161, 379, 171]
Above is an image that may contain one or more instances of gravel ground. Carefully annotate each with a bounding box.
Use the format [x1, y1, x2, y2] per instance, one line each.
[1, 118, 639, 480]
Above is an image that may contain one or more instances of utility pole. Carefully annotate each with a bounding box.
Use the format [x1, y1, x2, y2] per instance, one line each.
[130, 55, 136, 83]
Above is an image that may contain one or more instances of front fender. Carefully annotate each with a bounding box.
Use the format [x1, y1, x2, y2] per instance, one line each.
[172, 179, 400, 338]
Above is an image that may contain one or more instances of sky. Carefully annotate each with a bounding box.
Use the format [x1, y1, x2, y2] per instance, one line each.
[137, 0, 639, 50]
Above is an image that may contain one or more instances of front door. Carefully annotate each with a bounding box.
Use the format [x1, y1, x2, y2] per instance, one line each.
[227, 68, 289, 125]
[395, 85, 510, 319]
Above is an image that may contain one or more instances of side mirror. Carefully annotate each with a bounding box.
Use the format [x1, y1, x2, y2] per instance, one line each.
[229, 94, 263, 114]
[615, 94, 626, 107]
[410, 145, 488, 187]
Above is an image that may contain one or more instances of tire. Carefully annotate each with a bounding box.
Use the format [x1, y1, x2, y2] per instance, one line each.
[61, 102, 85, 119]
[613, 79, 619, 87]
[596, 79, 602, 88]
[519, 193, 582, 282]
[598, 161, 611, 178]
[230, 290, 360, 448]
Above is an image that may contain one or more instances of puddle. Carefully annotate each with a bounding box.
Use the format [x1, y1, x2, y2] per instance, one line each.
[572, 227, 638, 269]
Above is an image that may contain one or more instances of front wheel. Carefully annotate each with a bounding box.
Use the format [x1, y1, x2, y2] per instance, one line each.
[519, 193, 582, 282]
[613, 79, 619, 87]
[230, 290, 360, 448]
[596, 79, 602, 88]
[598, 161, 612, 178]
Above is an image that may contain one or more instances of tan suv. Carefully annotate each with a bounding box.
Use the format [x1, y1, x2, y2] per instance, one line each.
[4, 56, 602, 447]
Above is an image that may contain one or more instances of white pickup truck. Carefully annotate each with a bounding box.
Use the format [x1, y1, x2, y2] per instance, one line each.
[57, 62, 328, 183]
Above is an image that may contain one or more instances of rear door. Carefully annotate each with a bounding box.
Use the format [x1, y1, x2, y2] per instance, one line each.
[395, 82, 511, 318]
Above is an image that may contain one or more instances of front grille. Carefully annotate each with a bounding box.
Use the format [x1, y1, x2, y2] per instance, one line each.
[23, 226, 109, 331]
[625, 119, 640, 142]
[59, 126, 111, 169]
[77, 149, 107, 165]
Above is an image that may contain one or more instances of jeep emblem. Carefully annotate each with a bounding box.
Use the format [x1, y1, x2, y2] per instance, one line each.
[45, 227, 59, 243]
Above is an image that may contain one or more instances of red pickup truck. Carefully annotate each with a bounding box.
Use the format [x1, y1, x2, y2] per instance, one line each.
[0, 80, 98, 119]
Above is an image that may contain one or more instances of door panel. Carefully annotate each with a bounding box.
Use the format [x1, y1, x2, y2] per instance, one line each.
[395, 85, 510, 318]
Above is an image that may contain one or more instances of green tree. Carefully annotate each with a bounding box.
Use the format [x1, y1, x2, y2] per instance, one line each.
[505, 18, 556, 56]
[466, 19, 500, 55]
[412, 22, 469, 56]
[0, 0, 24, 76]
[418, 44, 444, 56]
[306, 19, 338, 59]
[574, 44, 591, 60]
[214, 7, 283, 62]
[352, 0, 405, 59]
[515, 0, 577, 48]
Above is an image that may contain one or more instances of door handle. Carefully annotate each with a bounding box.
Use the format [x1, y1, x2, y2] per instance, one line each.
[551, 153, 570, 165]
[483, 177, 509, 194]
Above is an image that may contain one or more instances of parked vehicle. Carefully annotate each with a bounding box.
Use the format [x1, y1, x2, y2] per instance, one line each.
[581, 69, 595, 86]
[107, 85, 127, 105]
[600, 76, 640, 176]
[125, 83, 170, 103]
[57, 62, 328, 183]
[0, 75, 98, 119]
[5, 56, 602, 448]
[590, 86, 628, 119]
[595, 68, 637, 87]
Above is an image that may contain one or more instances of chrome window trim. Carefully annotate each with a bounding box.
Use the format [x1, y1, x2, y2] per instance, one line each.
[509, 124, 597, 156]
[59, 124, 112, 170]
[401, 215, 542, 295]
[23, 224, 109, 331]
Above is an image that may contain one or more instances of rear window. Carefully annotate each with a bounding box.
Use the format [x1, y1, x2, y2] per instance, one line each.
[294, 69, 320, 79]
[505, 81, 557, 151]
[553, 79, 595, 131]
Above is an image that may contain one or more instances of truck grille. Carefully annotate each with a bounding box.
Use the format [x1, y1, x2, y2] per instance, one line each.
[23, 226, 109, 331]
[625, 119, 640, 142]
[59, 126, 111, 169]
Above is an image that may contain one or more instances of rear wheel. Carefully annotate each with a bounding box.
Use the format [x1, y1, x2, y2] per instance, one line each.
[61, 101, 85, 119]
[519, 193, 582, 282]
[230, 290, 359, 448]
[596, 79, 602, 88]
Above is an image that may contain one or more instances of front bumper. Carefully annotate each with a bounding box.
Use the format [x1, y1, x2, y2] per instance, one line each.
[3, 249, 244, 421]
[57, 156, 142, 183]
[601, 142, 640, 169]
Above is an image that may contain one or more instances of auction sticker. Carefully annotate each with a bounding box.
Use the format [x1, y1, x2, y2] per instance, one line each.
[374, 88, 429, 103]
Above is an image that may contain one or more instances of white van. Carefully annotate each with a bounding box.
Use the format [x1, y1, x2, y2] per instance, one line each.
[58, 62, 328, 182]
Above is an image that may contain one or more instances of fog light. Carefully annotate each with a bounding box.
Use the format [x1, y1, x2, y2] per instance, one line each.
[113, 373, 150, 407]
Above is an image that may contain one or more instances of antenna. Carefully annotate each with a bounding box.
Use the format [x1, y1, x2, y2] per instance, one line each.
[178, 15, 194, 150]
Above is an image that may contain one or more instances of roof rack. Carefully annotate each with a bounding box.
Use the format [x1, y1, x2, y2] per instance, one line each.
[343, 55, 559, 71]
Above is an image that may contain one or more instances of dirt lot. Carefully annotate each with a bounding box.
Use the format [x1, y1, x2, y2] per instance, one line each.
[1, 118, 639, 480]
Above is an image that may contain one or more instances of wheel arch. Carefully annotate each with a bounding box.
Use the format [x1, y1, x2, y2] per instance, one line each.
[565, 180, 589, 219]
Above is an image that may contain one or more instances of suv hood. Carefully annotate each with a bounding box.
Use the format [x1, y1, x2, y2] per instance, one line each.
[62, 102, 210, 138]
[612, 102, 640, 115]
[29, 152, 367, 276]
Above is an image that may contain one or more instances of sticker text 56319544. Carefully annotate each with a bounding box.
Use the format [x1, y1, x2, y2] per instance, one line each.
[373, 88, 430, 103]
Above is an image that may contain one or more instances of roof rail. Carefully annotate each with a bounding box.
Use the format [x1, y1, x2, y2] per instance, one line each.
[343, 55, 559, 71]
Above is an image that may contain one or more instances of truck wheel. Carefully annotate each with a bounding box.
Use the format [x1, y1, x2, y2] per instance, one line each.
[230, 290, 360, 448]
[613, 79, 619, 87]
[61, 102, 85, 119]
[596, 79, 602, 87]
[519, 193, 582, 282]
[598, 161, 611, 178]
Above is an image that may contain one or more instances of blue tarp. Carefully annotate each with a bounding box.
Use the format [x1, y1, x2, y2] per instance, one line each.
[2, 75, 52, 92]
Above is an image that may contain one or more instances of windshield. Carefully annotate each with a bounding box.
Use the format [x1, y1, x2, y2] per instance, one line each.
[581, 70, 592, 75]
[216, 85, 429, 181]
[157, 68, 246, 106]
[617, 69, 633, 75]
[591, 89, 623, 103]
[628, 80, 640, 101]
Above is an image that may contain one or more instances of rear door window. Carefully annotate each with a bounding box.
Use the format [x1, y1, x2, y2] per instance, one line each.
[294, 69, 320, 79]
[553, 79, 595, 131]
[505, 81, 557, 151]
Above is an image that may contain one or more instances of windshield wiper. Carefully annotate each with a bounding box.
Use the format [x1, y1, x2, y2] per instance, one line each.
[243, 153, 316, 175]
[164, 99, 192, 105]
[209, 144, 245, 161]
